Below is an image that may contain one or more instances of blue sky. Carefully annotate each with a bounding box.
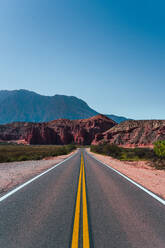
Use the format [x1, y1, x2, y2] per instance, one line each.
[0, 0, 164, 119]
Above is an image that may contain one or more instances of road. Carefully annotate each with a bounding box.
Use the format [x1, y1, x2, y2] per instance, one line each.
[0, 149, 165, 248]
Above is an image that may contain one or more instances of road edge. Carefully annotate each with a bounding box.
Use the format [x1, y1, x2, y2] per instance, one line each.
[87, 151, 165, 206]
[0, 150, 78, 203]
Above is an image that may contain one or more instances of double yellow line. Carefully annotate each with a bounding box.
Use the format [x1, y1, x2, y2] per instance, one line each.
[71, 153, 90, 248]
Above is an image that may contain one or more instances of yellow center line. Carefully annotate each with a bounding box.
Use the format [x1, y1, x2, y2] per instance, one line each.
[82, 154, 90, 248]
[71, 152, 90, 248]
[71, 155, 83, 248]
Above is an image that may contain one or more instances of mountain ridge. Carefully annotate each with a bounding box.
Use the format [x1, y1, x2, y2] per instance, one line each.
[0, 89, 129, 124]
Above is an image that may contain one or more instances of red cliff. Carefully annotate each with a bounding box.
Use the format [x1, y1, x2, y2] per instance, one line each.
[0, 114, 116, 145]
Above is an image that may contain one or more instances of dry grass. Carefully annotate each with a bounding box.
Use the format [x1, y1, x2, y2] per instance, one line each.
[0, 144, 76, 162]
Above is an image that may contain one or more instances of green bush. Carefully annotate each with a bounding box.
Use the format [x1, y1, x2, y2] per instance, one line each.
[154, 141, 165, 158]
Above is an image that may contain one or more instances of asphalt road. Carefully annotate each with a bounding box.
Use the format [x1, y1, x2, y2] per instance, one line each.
[0, 149, 165, 248]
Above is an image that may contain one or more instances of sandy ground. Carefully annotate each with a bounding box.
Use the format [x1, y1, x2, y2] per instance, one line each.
[87, 148, 165, 200]
[0, 150, 77, 197]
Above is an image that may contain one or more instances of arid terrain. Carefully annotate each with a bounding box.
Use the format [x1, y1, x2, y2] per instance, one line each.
[1, 114, 165, 147]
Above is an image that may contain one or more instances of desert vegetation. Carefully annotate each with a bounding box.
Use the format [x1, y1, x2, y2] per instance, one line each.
[90, 142, 165, 169]
[90, 143, 154, 161]
[0, 144, 76, 163]
[154, 140, 165, 157]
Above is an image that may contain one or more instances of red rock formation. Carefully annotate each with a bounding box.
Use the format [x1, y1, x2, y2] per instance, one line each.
[47, 114, 116, 145]
[93, 120, 165, 147]
[2, 117, 165, 147]
[0, 114, 116, 145]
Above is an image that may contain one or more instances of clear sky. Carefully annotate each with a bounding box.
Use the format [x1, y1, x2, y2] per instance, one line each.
[0, 0, 164, 119]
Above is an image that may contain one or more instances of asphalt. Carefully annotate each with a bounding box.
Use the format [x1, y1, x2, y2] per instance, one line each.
[0, 149, 165, 248]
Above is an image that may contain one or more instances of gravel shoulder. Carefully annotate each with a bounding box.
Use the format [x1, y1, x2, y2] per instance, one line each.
[0, 150, 77, 197]
[87, 148, 165, 200]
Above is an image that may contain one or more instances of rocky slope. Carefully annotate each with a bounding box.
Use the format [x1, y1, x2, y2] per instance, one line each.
[0, 115, 116, 145]
[93, 120, 165, 147]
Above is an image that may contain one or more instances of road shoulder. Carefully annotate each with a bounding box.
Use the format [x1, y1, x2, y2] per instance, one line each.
[0, 150, 77, 197]
[87, 148, 165, 200]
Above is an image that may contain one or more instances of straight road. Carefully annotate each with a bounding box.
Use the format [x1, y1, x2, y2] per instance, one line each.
[0, 149, 165, 247]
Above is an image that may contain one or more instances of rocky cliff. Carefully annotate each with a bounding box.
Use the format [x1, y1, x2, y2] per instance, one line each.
[93, 120, 165, 147]
[1, 117, 165, 147]
[0, 114, 116, 145]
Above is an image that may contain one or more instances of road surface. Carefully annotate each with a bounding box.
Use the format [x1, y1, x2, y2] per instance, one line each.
[0, 149, 165, 248]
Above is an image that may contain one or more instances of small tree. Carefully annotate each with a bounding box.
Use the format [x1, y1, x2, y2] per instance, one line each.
[154, 140, 165, 158]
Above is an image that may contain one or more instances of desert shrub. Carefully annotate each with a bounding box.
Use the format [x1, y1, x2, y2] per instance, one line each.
[125, 148, 155, 160]
[91, 144, 122, 159]
[90, 144, 103, 154]
[66, 144, 76, 152]
[103, 144, 121, 157]
[91, 143, 165, 169]
[91, 144, 155, 161]
[17, 155, 29, 161]
[154, 141, 165, 158]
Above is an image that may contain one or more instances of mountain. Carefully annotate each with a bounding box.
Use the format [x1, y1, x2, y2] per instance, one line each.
[0, 89, 98, 124]
[0, 90, 16, 103]
[0, 89, 129, 124]
[106, 114, 131, 124]
[92, 120, 165, 147]
[0, 114, 116, 145]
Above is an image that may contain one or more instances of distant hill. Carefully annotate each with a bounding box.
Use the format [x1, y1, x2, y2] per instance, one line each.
[0, 89, 129, 124]
[106, 114, 131, 123]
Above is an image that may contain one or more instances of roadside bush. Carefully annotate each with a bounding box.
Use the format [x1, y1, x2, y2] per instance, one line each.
[154, 141, 165, 158]
[90, 144, 155, 161]
[91, 143, 165, 170]
[91, 144, 122, 159]
[103, 144, 121, 158]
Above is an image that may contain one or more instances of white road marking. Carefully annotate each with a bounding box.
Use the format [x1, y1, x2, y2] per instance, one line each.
[0, 152, 78, 203]
[88, 152, 165, 206]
